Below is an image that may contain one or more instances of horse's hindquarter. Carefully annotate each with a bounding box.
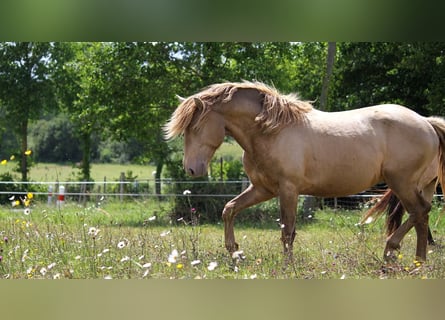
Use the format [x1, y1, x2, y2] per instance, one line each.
[269, 105, 438, 197]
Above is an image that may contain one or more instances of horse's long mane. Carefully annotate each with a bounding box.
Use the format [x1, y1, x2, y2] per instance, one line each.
[164, 81, 313, 139]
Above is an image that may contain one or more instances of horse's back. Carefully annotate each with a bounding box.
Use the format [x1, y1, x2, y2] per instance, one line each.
[273, 104, 439, 197]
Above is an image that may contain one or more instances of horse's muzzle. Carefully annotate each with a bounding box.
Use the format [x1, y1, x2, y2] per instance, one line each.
[185, 162, 207, 177]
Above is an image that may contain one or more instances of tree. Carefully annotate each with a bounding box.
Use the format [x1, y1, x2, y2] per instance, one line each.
[320, 42, 337, 110]
[0, 42, 60, 181]
[56, 42, 111, 181]
[333, 42, 445, 116]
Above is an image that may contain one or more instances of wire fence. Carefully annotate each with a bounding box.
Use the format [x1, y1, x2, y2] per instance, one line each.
[3, 178, 440, 211]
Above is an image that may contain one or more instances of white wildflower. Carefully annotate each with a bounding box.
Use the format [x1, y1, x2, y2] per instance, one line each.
[191, 260, 201, 266]
[183, 190, 192, 195]
[40, 267, 47, 276]
[117, 241, 126, 249]
[207, 261, 218, 271]
[168, 249, 179, 263]
[142, 262, 152, 268]
[47, 262, 56, 270]
[148, 216, 156, 221]
[160, 230, 171, 237]
[120, 256, 130, 263]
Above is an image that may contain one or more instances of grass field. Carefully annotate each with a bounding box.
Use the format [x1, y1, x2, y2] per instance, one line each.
[1, 144, 445, 279]
[0, 162, 157, 182]
[1, 196, 445, 279]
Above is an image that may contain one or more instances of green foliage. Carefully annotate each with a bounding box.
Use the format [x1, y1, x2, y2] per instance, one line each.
[29, 114, 83, 163]
[0, 42, 64, 180]
[163, 157, 241, 223]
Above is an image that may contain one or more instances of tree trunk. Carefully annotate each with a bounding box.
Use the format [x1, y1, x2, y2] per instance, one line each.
[320, 42, 336, 111]
[81, 132, 92, 182]
[155, 160, 163, 196]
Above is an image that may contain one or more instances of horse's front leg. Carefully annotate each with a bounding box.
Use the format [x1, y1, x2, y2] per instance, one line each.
[279, 185, 298, 263]
[222, 184, 273, 254]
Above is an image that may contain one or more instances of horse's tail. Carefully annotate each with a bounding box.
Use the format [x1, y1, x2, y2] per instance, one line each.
[427, 116, 445, 192]
[361, 189, 404, 237]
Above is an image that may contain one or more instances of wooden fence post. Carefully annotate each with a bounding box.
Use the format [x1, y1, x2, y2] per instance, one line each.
[119, 172, 125, 202]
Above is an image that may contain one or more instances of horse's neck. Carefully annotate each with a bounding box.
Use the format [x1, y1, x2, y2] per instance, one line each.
[222, 102, 262, 155]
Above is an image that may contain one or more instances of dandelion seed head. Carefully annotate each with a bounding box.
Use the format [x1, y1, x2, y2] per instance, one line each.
[88, 227, 100, 237]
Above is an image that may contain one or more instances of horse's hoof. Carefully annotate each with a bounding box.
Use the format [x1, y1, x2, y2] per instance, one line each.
[383, 250, 398, 262]
[226, 242, 239, 254]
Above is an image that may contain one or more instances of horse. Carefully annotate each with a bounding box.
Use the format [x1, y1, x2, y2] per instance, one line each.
[164, 81, 445, 262]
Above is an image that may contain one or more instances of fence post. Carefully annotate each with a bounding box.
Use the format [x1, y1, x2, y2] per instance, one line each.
[119, 172, 125, 202]
[57, 185, 65, 208]
[48, 185, 53, 205]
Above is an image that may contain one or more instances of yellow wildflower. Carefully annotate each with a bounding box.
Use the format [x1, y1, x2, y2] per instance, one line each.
[9, 155, 15, 161]
[176, 263, 184, 270]
[27, 192, 33, 199]
[1, 159, 7, 165]
[24, 150, 32, 156]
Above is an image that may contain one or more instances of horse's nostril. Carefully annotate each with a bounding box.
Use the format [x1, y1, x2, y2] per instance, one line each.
[188, 168, 195, 176]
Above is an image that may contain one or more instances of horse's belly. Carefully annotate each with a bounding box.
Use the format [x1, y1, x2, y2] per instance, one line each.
[299, 161, 383, 197]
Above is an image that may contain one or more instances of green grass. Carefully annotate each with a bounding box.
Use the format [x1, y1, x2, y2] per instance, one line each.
[1, 198, 445, 279]
[2, 162, 157, 182]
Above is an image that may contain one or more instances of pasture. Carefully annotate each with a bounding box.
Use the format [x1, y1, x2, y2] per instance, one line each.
[1, 197, 445, 279]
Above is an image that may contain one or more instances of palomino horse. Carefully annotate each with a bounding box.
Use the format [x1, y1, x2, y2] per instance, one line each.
[164, 81, 445, 262]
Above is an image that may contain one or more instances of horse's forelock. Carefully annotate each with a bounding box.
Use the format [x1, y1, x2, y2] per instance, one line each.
[164, 96, 197, 139]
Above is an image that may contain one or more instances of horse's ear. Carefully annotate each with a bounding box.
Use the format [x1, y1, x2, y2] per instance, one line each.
[193, 97, 204, 110]
[176, 94, 186, 103]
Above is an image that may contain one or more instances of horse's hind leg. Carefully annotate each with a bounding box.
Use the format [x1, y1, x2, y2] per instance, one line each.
[384, 185, 433, 261]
